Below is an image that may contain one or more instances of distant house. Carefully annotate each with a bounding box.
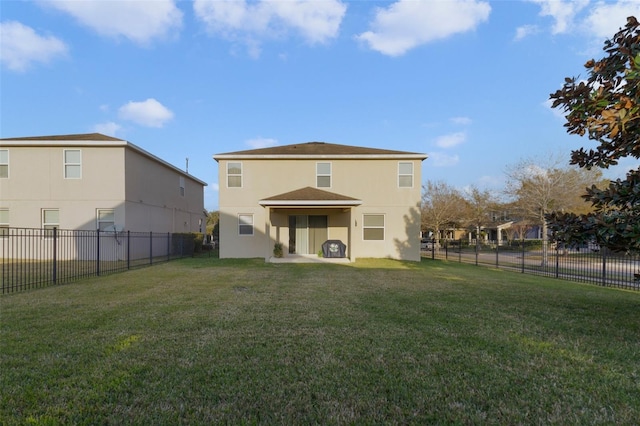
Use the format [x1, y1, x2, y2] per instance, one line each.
[0, 133, 207, 234]
[213, 142, 427, 262]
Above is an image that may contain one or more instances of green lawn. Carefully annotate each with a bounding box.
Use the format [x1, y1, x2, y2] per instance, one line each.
[2, 257, 640, 424]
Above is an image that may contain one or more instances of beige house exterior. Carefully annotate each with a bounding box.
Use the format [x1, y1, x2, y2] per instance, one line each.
[214, 142, 427, 262]
[0, 133, 207, 234]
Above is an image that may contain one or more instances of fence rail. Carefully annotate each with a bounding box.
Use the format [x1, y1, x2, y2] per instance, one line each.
[423, 239, 640, 290]
[1, 228, 199, 294]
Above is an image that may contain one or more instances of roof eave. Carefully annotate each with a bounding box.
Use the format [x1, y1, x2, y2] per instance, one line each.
[258, 200, 363, 207]
[214, 154, 428, 161]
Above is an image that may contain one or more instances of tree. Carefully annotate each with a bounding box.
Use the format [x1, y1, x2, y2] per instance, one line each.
[462, 185, 496, 247]
[547, 16, 640, 253]
[504, 153, 603, 265]
[421, 181, 466, 242]
[205, 210, 219, 239]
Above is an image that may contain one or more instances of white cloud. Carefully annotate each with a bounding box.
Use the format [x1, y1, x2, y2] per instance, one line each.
[356, 0, 490, 56]
[267, 1, 347, 43]
[0, 21, 68, 72]
[43, 0, 182, 45]
[528, 0, 639, 41]
[428, 152, 460, 167]
[450, 116, 472, 126]
[514, 24, 539, 41]
[530, 0, 589, 34]
[93, 121, 122, 136]
[246, 137, 278, 149]
[193, 0, 346, 55]
[118, 99, 174, 128]
[583, 0, 640, 40]
[435, 132, 466, 149]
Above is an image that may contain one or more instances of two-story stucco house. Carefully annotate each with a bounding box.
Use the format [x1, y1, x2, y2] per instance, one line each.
[213, 142, 427, 262]
[0, 133, 207, 234]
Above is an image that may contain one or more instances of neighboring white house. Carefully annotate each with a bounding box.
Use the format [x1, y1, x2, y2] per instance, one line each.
[0, 133, 207, 234]
[213, 142, 427, 262]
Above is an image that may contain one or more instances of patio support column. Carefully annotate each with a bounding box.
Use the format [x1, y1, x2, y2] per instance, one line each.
[264, 206, 271, 262]
[349, 208, 355, 262]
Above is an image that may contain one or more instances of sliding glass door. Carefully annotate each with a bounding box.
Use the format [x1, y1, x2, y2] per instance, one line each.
[289, 215, 327, 254]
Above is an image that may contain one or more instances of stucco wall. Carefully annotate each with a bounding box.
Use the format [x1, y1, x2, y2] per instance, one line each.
[124, 149, 205, 233]
[0, 144, 205, 233]
[217, 157, 422, 261]
[0, 146, 126, 230]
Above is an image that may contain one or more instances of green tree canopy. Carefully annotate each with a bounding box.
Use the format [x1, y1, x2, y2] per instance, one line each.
[547, 16, 640, 253]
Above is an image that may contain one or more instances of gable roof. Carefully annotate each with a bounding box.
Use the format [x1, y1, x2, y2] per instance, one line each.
[214, 142, 427, 160]
[0, 133, 124, 142]
[259, 187, 362, 207]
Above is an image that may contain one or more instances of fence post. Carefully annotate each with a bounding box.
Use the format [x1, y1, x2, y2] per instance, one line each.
[53, 227, 58, 284]
[431, 238, 435, 260]
[167, 232, 171, 261]
[555, 242, 559, 279]
[458, 239, 462, 263]
[495, 240, 499, 267]
[149, 232, 153, 265]
[475, 240, 479, 266]
[127, 230, 131, 270]
[602, 251, 607, 286]
[521, 239, 525, 273]
[96, 228, 100, 276]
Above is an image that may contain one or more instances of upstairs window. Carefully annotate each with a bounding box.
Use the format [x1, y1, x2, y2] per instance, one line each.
[97, 209, 115, 231]
[316, 162, 331, 188]
[363, 214, 385, 241]
[64, 149, 82, 179]
[398, 162, 413, 188]
[179, 176, 185, 196]
[0, 150, 8, 178]
[227, 162, 242, 188]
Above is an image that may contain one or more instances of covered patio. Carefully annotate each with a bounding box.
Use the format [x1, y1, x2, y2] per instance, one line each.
[259, 187, 362, 262]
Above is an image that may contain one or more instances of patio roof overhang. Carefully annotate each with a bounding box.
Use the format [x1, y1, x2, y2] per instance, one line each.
[258, 186, 362, 208]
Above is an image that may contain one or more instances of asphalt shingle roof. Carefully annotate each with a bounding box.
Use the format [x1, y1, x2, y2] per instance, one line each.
[261, 187, 360, 202]
[0, 133, 124, 142]
[216, 141, 426, 158]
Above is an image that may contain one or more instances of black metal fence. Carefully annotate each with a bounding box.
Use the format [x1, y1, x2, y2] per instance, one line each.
[1, 228, 199, 294]
[423, 239, 640, 290]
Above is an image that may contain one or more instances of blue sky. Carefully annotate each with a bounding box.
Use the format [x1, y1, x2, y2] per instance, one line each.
[2, 0, 639, 211]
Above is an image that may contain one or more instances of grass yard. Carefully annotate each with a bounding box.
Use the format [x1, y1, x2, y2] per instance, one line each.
[2, 257, 640, 424]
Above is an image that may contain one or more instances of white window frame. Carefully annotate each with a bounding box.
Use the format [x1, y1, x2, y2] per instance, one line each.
[179, 176, 185, 197]
[0, 208, 8, 237]
[227, 162, 243, 188]
[398, 162, 413, 188]
[316, 162, 331, 188]
[42, 209, 59, 238]
[96, 209, 115, 231]
[0, 149, 8, 179]
[238, 214, 254, 236]
[64, 149, 82, 179]
[363, 214, 385, 241]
